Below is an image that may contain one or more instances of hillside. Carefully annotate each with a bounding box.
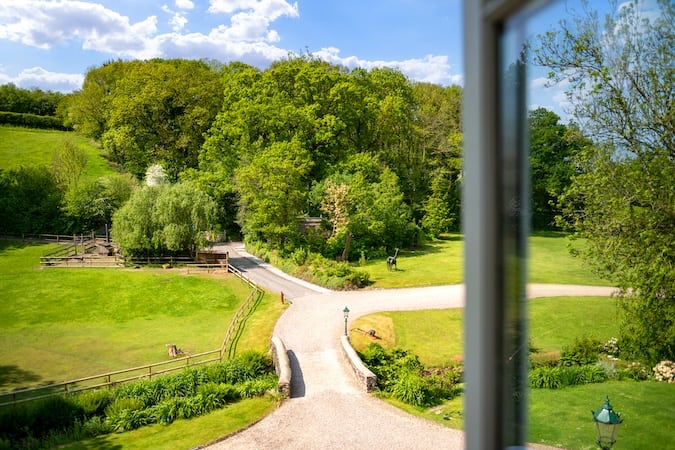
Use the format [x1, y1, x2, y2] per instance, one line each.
[0, 125, 117, 179]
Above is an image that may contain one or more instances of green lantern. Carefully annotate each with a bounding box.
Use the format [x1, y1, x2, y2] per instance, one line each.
[592, 396, 623, 449]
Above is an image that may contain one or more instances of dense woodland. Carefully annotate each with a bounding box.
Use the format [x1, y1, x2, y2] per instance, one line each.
[0, 57, 582, 257]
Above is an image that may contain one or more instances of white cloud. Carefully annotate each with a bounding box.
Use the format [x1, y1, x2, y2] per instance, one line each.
[175, 0, 194, 10]
[0, 67, 84, 92]
[208, 0, 299, 21]
[0, 1, 157, 51]
[315, 47, 462, 86]
[162, 4, 188, 32]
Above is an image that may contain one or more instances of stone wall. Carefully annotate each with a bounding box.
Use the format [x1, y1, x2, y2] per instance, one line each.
[340, 335, 377, 392]
[270, 336, 291, 398]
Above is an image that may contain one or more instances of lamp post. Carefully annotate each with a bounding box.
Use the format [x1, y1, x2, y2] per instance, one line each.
[592, 396, 623, 449]
[343, 306, 350, 336]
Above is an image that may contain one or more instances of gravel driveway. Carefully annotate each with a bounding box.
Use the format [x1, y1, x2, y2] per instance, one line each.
[205, 243, 617, 449]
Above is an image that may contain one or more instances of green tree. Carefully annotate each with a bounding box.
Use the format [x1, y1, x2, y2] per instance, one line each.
[528, 108, 589, 229]
[235, 140, 313, 248]
[535, 0, 675, 363]
[0, 167, 64, 234]
[51, 140, 88, 189]
[62, 174, 135, 233]
[112, 182, 218, 257]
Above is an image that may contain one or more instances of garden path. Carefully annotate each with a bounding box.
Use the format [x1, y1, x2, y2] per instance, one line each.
[205, 243, 616, 449]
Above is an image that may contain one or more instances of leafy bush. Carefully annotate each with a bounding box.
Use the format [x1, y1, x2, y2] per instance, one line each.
[529, 364, 607, 389]
[623, 361, 650, 381]
[0, 352, 277, 448]
[529, 367, 563, 389]
[560, 336, 601, 367]
[73, 388, 113, 416]
[358, 344, 463, 407]
[0, 111, 71, 130]
[391, 370, 428, 406]
[236, 375, 278, 398]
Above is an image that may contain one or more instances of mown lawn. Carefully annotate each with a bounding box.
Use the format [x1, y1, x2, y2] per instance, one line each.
[351, 297, 675, 449]
[351, 296, 619, 367]
[362, 232, 613, 288]
[0, 125, 116, 180]
[0, 241, 285, 392]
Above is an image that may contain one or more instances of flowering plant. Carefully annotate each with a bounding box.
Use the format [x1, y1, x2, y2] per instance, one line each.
[653, 360, 675, 383]
[601, 337, 619, 358]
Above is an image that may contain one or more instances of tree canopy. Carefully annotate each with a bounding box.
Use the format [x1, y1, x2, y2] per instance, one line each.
[535, 0, 674, 363]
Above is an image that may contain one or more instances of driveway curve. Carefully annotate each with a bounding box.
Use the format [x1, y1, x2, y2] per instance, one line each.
[205, 243, 617, 449]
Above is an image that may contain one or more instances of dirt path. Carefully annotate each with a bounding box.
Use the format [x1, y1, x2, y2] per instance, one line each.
[205, 243, 616, 449]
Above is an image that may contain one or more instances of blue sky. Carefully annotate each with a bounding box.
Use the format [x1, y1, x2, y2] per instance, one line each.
[0, 0, 648, 120]
[0, 0, 463, 90]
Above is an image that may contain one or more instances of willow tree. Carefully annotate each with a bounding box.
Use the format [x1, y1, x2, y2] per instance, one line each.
[535, 0, 674, 363]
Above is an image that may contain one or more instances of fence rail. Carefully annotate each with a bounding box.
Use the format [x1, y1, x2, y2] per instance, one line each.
[0, 257, 264, 407]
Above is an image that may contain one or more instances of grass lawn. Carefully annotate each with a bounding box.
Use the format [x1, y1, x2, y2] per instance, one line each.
[59, 397, 278, 450]
[351, 297, 675, 449]
[0, 241, 285, 392]
[351, 296, 618, 367]
[0, 125, 116, 180]
[361, 232, 613, 288]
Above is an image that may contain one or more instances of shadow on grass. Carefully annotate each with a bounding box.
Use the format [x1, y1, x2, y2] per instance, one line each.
[0, 239, 44, 254]
[62, 435, 124, 450]
[0, 365, 41, 388]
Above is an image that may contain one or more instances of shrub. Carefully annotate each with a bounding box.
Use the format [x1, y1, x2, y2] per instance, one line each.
[106, 407, 152, 432]
[104, 396, 144, 417]
[236, 375, 277, 398]
[74, 388, 113, 416]
[623, 361, 650, 381]
[601, 337, 620, 358]
[653, 360, 675, 383]
[560, 336, 601, 366]
[391, 370, 428, 406]
[529, 367, 563, 389]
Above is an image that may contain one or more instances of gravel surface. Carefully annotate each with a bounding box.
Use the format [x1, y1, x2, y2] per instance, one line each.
[205, 243, 617, 449]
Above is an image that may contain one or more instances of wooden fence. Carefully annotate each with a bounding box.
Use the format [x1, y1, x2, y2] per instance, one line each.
[0, 259, 264, 407]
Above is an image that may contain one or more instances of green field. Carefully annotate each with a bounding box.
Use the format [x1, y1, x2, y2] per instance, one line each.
[0, 241, 285, 392]
[362, 232, 613, 288]
[0, 125, 116, 179]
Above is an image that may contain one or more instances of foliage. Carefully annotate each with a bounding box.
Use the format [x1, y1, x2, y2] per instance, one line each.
[528, 364, 607, 389]
[358, 343, 463, 407]
[246, 240, 370, 289]
[0, 166, 65, 234]
[0, 354, 276, 447]
[0, 111, 70, 130]
[200, 57, 461, 251]
[0, 83, 65, 116]
[560, 336, 602, 367]
[536, 0, 675, 365]
[112, 182, 219, 257]
[235, 140, 313, 247]
[67, 59, 222, 180]
[527, 108, 590, 229]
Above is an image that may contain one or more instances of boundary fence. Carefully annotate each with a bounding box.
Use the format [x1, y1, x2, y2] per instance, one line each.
[0, 256, 264, 407]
